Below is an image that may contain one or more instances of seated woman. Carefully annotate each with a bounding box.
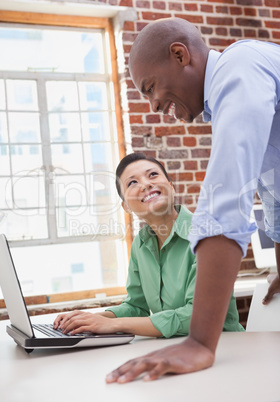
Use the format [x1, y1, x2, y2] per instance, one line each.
[53, 152, 244, 337]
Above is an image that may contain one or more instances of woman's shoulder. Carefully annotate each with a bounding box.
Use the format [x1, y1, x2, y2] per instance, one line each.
[177, 204, 193, 221]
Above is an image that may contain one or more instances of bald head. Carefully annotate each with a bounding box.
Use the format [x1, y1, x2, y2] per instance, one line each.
[128, 18, 209, 123]
[129, 18, 207, 71]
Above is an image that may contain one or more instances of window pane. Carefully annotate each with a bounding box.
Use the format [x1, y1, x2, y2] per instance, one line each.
[0, 209, 48, 240]
[0, 22, 126, 295]
[0, 112, 8, 142]
[81, 112, 111, 142]
[83, 143, 115, 172]
[6, 80, 38, 111]
[79, 82, 108, 111]
[10, 145, 43, 174]
[0, 27, 104, 74]
[56, 206, 99, 237]
[101, 239, 127, 285]
[86, 171, 119, 208]
[9, 240, 125, 297]
[51, 144, 84, 173]
[49, 113, 82, 142]
[80, 32, 105, 74]
[46, 81, 79, 111]
[54, 175, 87, 208]
[0, 178, 12, 208]
[90, 203, 122, 219]
[0, 147, 10, 175]
[8, 112, 41, 143]
[54, 172, 121, 238]
[56, 204, 123, 238]
[0, 79, 6, 109]
[109, 82, 115, 111]
[11, 175, 46, 209]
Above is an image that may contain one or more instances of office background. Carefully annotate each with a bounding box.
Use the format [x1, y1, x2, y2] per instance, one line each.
[0, 0, 279, 327]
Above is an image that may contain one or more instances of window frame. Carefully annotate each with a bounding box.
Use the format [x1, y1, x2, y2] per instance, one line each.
[0, 10, 132, 305]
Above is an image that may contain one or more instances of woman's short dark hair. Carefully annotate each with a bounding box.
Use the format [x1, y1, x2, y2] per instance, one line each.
[115, 152, 170, 200]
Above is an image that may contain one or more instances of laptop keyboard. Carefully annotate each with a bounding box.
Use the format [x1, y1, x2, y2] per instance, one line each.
[32, 323, 86, 338]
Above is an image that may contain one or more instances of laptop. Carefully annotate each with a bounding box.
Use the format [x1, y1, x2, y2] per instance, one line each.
[0, 234, 134, 353]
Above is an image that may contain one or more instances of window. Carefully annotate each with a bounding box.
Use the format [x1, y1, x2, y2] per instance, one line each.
[0, 13, 130, 300]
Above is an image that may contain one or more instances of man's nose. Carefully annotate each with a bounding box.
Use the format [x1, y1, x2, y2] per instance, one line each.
[150, 98, 160, 113]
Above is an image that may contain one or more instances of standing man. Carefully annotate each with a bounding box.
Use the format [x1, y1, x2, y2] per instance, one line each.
[106, 17, 280, 383]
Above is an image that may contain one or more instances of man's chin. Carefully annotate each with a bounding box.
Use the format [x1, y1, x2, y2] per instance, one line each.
[175, 111, 192, 123]
[181, 113, 194, 123]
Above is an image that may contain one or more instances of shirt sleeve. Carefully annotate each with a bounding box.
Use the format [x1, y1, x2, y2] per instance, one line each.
[149, 260, 196, 338]
[150, 261, 244, 337]
[105, 239, 150, 318]
[189, 43, 278, 257]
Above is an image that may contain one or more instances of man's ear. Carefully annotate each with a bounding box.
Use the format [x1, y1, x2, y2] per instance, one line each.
[169, 42, 190, 67]
[122, 201, 132, 214]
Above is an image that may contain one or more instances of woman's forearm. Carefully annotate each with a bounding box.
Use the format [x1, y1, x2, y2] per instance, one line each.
[98, 311, 117, 318]
[97, 311, 162, 336]
[114, 317, 162, 337]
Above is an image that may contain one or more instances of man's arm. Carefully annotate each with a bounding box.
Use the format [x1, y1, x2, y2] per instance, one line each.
[263, 241, 280, 304]
[188, 235, 242, 351]
[106, 235, 242, 383]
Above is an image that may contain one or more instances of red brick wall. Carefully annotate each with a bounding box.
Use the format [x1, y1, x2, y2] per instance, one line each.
[109, 0, 280, 273]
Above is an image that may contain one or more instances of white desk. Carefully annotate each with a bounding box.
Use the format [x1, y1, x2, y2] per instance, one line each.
[0, 312, 279, 402]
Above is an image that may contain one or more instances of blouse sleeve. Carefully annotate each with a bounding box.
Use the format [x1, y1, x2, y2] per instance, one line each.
[150, 259, 244, 337]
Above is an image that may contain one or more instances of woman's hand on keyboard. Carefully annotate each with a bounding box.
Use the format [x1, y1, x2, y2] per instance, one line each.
[53, 310, 118, 335]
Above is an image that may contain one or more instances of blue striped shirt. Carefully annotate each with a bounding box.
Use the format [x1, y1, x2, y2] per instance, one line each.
[189, 40, 280, 257]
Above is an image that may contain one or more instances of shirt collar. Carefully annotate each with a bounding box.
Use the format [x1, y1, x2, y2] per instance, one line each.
[170, 205, 192, 241]
[203, 49, 221, 123]
[138, 205, 192, 246]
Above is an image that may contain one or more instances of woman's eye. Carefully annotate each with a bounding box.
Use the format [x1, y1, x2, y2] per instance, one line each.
[150, 172, 158, 178]
[128, 180, 137, 187]
[147, 85, 153, 94]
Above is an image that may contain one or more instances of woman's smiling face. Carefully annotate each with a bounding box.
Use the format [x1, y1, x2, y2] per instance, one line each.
[119, 160, 175, 219]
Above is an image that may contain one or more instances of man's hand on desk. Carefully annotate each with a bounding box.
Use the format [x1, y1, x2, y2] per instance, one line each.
[262, 273, 280, 305]
[53, 310, 117, 335]
[105, 336, 214, 384]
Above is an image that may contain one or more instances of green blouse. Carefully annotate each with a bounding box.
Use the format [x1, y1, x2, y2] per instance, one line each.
[107, 205, 244, 338]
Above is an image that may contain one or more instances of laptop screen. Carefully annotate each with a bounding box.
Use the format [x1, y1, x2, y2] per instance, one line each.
[0, 234, 34, 338]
